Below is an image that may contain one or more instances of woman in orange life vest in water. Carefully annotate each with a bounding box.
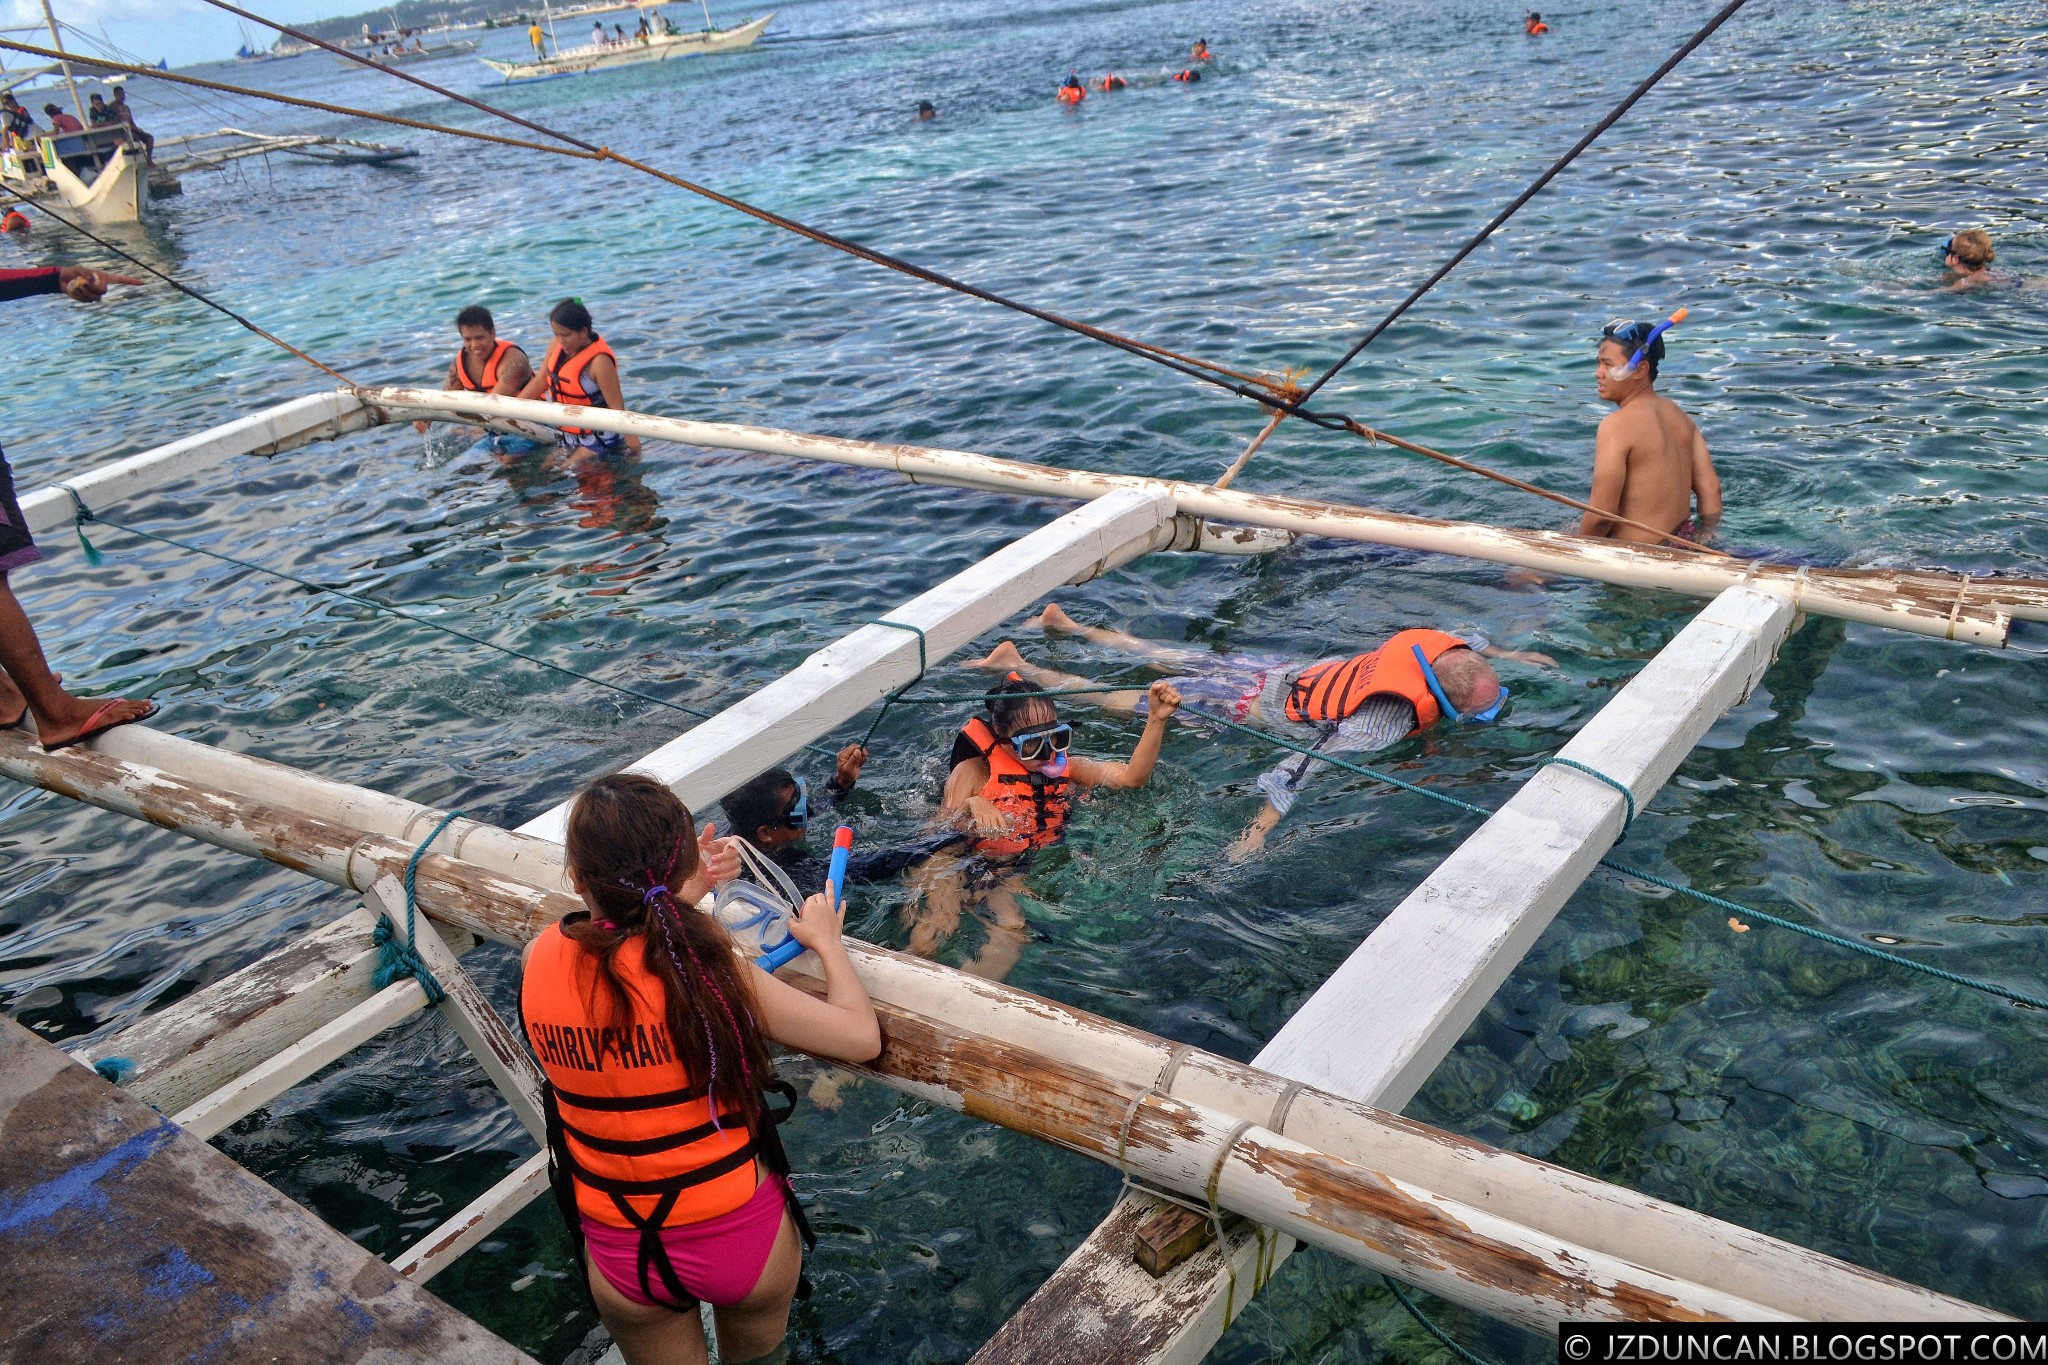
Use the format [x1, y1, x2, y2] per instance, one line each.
[517, 296, 641, 467]
[902, 673, 1180, 982]
[521, 773, 881, 1365]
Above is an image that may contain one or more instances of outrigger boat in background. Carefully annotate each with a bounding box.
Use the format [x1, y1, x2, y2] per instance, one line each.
[482, 7, 773, 84]
[155, 127, 419, 175]
[339, 39, 480, 68]
[1, 122, 149, 223]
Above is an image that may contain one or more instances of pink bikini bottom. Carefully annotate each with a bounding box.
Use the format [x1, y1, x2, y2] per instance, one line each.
[582, 1173, 789, 1308]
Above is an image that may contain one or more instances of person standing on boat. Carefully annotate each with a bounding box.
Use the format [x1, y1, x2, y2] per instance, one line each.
[412, 304, 534, 435]
[592, 19, 606, 47]
[1579, 318, 1721, 546]
[528, 21, 546, 58]
[108, 88, 155, 163]
[519, 298, 641, 461]
[0, 265, 158, 750]
[523, 773, 880, 1365]
[971, 604, 1553, 859]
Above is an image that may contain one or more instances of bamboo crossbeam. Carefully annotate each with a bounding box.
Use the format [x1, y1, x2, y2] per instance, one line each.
[363, 387, 2048, 641]
[2, 727, 1999, 1328]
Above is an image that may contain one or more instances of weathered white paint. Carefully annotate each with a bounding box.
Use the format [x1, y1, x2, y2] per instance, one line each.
[361, 387, 2039, 638]
[393, 1152, 550, 1284]
[366, 876, 545, 1140]
[518, 487, 1176, 840]
[16, 391, 371, 535]
[81, 909, 463, 1115]
[977, 586, 1803, 1365]
[172, 979, 428, 1139]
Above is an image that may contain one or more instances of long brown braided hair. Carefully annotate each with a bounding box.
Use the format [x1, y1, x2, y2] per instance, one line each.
[562, 773, 771, 1121]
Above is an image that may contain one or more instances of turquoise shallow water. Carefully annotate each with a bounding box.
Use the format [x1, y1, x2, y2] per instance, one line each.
[3, 0, 2047, 1358]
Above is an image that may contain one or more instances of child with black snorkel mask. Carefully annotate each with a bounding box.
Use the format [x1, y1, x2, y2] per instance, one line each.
[901, 673, 1180, 982]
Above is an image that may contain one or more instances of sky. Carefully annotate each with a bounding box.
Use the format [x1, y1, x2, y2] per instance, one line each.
[0, 0, 352, 70]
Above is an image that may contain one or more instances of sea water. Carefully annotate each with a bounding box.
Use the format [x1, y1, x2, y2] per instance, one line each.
[1, 0, 2044, 1358]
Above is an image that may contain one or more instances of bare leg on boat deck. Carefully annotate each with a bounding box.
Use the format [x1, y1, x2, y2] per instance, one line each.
[965, 640, 1146, 719]
[0, 576, 155, 747]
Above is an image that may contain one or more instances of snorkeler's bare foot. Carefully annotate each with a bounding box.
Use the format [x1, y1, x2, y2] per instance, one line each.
[966, 640, 1027, 673]
[1027, 603, 1078, 635]
[35, 695, 158, 751]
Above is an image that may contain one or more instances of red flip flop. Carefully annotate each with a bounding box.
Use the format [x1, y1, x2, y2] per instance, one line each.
[40, 699, 159, 753]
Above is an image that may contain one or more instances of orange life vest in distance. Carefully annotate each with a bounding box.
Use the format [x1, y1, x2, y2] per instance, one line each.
[453, 338, 518, 393]
[1057, 84, 1084, 103]
[1283, 629, 1470, 729]
[542, 335, 617, 435]
[521, 922, 759, 1231]
[958, 715, 1070, 857]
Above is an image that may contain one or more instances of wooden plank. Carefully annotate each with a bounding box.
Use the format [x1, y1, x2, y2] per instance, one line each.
[172, 980, 428, 1140]
[15, 391, 370, 536]
[366, 875, 546, 1140]
[77, 910, 474, 1115]
[974, 585, 1801, 1365]
[518, 487, 1176, 840]
[0, 1018, 538, 1364]
[392, 1152, 551, 1284]
[363, 387, 2025, 642]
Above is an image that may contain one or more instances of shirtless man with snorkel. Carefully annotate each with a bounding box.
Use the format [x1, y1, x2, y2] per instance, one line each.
[1579, 314, 1722, 546]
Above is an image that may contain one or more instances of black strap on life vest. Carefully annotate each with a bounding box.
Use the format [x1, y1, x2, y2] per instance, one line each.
[541, 1075, 814, 1313]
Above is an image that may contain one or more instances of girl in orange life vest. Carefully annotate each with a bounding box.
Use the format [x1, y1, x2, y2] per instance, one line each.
[521, 774, 880, 1365]
[903, 674, 1181, 982]
[413, 303, 535, 435]
[973, 605, 1556, 861]
[516, 297, 641, 463]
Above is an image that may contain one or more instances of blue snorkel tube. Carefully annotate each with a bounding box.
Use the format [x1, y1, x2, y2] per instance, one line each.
[1610, 308, 1688, 378]
[1413, 645, 1509, 725]
[754, 826, 854, 972]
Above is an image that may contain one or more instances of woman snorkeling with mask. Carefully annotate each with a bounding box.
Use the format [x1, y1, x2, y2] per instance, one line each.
[901, 673, 1179, 981]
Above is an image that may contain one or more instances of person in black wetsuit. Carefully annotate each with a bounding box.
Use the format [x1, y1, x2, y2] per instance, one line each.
[0, 266, 159, 750]
[721, 744, 963, 895]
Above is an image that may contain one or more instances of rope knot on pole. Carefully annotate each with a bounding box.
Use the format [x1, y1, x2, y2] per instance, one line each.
[371, 810, 464, 1006]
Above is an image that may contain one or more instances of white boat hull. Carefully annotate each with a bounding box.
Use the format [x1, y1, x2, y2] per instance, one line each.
[2, 138, 147, 225]
[338, 41, 480, 68]
[481, 12, 773, 83]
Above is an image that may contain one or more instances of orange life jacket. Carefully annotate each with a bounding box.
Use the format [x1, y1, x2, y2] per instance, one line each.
[1526, 20, 1548, 33]
[1057, 84, 1084, 103]
[453, 338, 519, 393]
[542, 335, 617, 436]
[521, 922, 759, 1232]
[1283, 628, 1469, 728]
[957, 715, 1070, 857]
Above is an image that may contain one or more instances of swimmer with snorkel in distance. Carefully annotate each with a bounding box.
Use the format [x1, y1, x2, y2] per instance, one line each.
[1525, 11, 1549, 34]
[1936, 230, 1998, 292]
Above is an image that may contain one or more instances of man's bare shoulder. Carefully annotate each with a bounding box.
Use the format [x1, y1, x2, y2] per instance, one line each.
[1599, 401, 1656, 440]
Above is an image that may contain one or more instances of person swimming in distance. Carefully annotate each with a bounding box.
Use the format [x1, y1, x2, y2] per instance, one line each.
[1937, 229, 1998, 292]
[902, 673, 1181, 981]
[975, 607, 1553, 860]
[518, 297, 639, 464]
[1092, 72, 1127, 91]
[1192, 38, 1212, 61]
[0, 209, 28, 234]
[1580, 318, 1721, 547]
[1173, 67, 1201, 83]
[1058, 72, 1085, 103]
[1524, 11, 1550, 34]
[916, 99, 936, 120]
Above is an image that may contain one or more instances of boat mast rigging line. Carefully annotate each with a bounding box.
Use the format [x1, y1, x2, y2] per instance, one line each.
[0, 44, 1720, 550]
[190, 0, 1287, 403]
[1297, 0, 1756, 407]
[0, 186, 356, 385]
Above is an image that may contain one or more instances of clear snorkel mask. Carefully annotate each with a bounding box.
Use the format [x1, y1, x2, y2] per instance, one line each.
[710, 837, 807, 970]
[1413, 644, 1509, 725]
[1600, 309, 1686, 381]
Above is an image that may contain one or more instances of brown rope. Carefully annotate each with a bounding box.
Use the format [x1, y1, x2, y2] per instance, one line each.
[183, 2, 1293, 401]
[1335, 415, 1726, 555]
[0, 186, 355, 386]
